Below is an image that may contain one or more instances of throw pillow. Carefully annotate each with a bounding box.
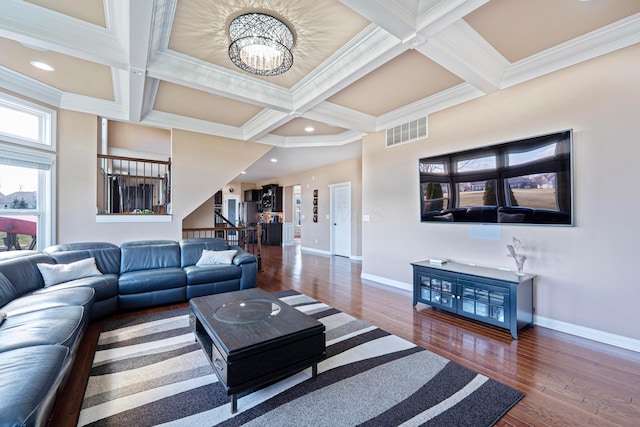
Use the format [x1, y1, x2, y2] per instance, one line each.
[196, 249, 237, 266]
[37, 257, 103, 287]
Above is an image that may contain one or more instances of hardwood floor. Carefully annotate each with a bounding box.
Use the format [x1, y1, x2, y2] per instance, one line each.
[50, 242, 640, 426]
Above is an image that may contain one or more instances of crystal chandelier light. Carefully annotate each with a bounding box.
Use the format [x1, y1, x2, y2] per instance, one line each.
[228, 13, 294, 76]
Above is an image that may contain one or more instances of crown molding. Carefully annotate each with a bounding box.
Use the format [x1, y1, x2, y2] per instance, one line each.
[258, 129, 364, 148]
[376, 82, 483, 131]
[503, 12, 640, 89]
[0, 0, 127, 69]
[60, 93, 126, 121]
[0, 67, 62, 107]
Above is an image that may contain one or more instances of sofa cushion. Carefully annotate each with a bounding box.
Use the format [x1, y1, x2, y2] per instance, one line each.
[118, 268, 186, 295]
[0, 345, 69, 427]
[180, 238, 229, 267]
[34, 273, 118, 302]
[37, 257, 102, 287]
[120, 240, 181, 273]
[0, 272, 17, 307]
[183, 264, 242, 285]
[0, 253, 54, 297]
[1, 287, 95, 317]
[0, 305, 88, 352]
[196, 249, 237, 266]
[44, 242, 121, 275]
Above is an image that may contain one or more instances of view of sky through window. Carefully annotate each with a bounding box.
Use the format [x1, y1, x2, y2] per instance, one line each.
[0, 164, 37, 195]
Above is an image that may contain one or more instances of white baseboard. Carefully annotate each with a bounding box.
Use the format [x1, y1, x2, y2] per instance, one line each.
[534, 315, 640, 353]
[300, 246, 332, 256]
[360, 273, 412, 292]
[361, 273, 640, 353]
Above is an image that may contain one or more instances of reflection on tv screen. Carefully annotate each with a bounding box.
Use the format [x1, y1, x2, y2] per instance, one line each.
[419, 130, 573, 226]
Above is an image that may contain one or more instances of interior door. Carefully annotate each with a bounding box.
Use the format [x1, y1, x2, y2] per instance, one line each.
[330, 182, 351, 257]
[223, 195, 240, 243]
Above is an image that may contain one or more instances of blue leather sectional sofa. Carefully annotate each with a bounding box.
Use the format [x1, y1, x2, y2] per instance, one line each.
[0, 238, 257, 427]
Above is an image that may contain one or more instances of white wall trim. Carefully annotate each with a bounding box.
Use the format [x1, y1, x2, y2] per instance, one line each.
[350, 255, 363, 261]
[360, 273, 412, 292]
[362, 273, 640, 353]
[534, 315, 640, 353]
[96, 214, 172, 223]
[300, 246, 332, 256]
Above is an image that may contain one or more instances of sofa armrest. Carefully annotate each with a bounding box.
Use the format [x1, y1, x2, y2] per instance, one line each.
[229, 246, 257, 266]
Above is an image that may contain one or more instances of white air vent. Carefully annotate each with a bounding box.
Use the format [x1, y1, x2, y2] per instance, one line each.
[386, 117, 427, 148]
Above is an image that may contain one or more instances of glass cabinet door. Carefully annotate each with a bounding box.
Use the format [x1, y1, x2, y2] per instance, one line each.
[418, 273, 456, 311]
[460, 280, 508, 325]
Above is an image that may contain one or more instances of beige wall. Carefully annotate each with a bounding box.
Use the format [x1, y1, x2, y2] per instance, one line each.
[57, 110, 182, 242]
[275, 157, 362, 257]
[107, 121, 170, 156]
[361, 44, 640, 342]
[57, 117, 270, 244]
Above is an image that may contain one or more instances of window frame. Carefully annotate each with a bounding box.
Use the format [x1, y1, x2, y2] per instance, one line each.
[0, 92, 56, 249]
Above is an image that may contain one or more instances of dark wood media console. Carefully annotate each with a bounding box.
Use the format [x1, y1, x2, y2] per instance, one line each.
[412, 260, 535, 339]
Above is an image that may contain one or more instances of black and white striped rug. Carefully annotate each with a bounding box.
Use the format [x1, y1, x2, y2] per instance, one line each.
[77, 290, 523, 426]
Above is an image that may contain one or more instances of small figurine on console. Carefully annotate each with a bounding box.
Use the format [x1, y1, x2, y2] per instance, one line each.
[506, 237, 526, 276]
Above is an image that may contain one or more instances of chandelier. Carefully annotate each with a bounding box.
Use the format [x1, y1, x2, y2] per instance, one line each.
[228, 13, 294, 76]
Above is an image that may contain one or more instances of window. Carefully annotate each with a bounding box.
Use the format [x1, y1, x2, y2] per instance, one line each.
[505, 173, 560, 210]
[457, 180, 497, 207]
[0, 94, 54, 150]
[0, 93, 55, 250]
[421, 182, 449, 213]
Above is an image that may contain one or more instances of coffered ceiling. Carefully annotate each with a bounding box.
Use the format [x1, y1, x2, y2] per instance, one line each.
[1, 0, 639, 182]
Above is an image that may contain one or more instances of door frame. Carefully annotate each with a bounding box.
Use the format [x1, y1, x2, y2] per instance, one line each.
[329, 181, 351, 257]
[223, 194, 240, 225]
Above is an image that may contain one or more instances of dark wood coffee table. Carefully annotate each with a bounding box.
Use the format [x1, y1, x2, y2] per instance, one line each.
[189, 288, 325, 413]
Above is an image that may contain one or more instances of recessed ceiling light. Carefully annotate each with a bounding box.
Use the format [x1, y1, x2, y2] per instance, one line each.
[304, 126, 315, 133]
[270, 158, 278, 163]
[30, 61, 55, 71]
[240, 171, 247, 174]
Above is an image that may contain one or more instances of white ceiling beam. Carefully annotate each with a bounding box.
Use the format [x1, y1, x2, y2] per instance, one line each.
[147, 51, 295, 113]
[340, 0, 417, 42]
[304, 102, 377, 134]
[124, 1, 155, 122]
[143, 110, 245, 139]
[417, 0, 489, 36]
[416, 20, 509, 94]
[292, 25, 407, 113]
[242, 109, 293, 142]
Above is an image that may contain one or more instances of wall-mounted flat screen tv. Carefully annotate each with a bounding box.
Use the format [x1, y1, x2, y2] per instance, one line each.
[419, 130, 573, 226]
